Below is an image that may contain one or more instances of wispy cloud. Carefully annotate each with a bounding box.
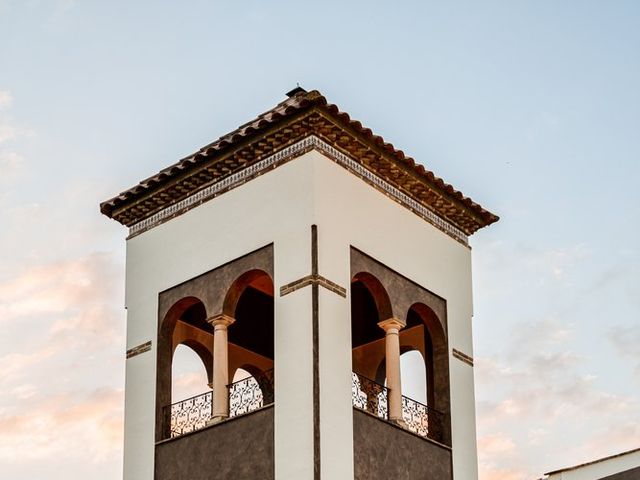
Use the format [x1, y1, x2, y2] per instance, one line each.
[609, 325, 640, 382]
[0, 89, 30, 197]
[0, 122, 18, 144]
[0, 90, 31, 144]
[474, 238, 640, 479]
[609, 325, 640, 360]
[0, 90, 12, 109]
[0, 347, 58, 384]
[0, 252, 125, 472]
[0, 151, 23, 178]
[476, 317, 640, 478]
[0, 387, 123, 462]
[478, 432, 517, 455]
[0, 253, 125, 392]
[478, 462, 528, 480]
[0, 253, 122, 336]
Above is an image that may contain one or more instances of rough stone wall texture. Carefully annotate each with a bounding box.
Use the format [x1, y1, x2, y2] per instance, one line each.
[155, 406, 274, 480]
[353, 409, 452, 480]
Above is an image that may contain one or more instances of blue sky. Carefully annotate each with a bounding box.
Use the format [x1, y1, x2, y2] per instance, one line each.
[1, 1, 639, 479]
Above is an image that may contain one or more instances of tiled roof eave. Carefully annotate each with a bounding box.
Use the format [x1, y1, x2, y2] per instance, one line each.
[101, 90, 498, 236]
[100, 95, 321, 218]
[106, 109, 320, 224]
[309, 107, 497, 231]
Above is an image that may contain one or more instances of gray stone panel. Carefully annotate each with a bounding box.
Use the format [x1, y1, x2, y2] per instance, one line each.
[353, 409, 452, 480]
[155, 406, 274, 480]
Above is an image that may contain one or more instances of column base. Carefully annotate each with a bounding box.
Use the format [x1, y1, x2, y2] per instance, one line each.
[389, 417, 406, 428]
[206, 414, 228, 426]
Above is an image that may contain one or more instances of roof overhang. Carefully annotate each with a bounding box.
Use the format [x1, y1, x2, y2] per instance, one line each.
[100, 89, 499, 242]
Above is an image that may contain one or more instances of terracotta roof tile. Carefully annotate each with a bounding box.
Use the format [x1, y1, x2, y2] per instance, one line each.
[100, 89, 498, 235]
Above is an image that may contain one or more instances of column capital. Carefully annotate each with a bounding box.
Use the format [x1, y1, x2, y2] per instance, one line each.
[207, 313, 235, 328]
[377, 318, 405, 333]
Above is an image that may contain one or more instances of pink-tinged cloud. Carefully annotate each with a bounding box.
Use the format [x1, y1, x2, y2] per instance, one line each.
[0, 252, 126, 475]
[478, 462, 529, 480]
[0, 252, 123, 340]
[0, 346, 58, 383]
[0, 254, 114, 315]
[474, 283, 640, 480]
[0, 254, 125, 396]
[478, 432, 517, 455]
[0, 388, 124, 463]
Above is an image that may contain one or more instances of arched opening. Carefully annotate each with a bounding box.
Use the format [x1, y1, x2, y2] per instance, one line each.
[224, 270, 275, 417]
[348, 250, 452, 445]
[350, 273, 392, 418]
[350, 273, 391, 377]
[225, 270, 275, 364]
[400, 349, 427, 405]
[172, 344, 211, 402]
[376, 349, 428, 405]
[401, 302, 450, 443]
[228, 365, 273, 416]
[156, 296, 213, 439]
[398, 306, 437, 408]
[232, 367, 252, 383]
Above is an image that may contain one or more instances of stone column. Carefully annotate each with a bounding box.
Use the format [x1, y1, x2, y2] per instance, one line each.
[378, 318, 405, 423]
[207, 314, 235, 423]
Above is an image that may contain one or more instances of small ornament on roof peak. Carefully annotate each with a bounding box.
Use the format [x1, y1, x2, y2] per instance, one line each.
[286, 85, 307, 98]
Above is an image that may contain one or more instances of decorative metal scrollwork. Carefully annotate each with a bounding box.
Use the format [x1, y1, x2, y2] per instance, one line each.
[165, 368, 275, 439]
[229, 368, 274, 418]
[166, 370, 444, 443]
[351, 371, 444, 442]
[165, 390, 213, 439]
[352, 372, 388, 420]
[401, 395, 444, 442]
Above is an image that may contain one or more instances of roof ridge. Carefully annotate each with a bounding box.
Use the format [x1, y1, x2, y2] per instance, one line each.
[100, 88, 498, 237]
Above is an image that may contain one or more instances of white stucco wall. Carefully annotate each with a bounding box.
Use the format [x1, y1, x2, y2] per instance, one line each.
[123, 153, 318, 480]
[310, 150, 478, 480]
[546, 449, 640, 480]
[121, 147, 480, 480]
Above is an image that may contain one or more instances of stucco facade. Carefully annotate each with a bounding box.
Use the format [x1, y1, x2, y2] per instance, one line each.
[120, 149, 482, 479]
[103, 88, 499, 480]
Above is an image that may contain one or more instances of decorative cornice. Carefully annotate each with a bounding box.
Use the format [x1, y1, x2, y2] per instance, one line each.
[128, 135, 313, 237]
[280, 272, 347, 298]
[126, 340, 152, 359]
[102, 90, 498, 239]
[128, 136, 469, 245]
[452, 348, 474, 366]
[312, 137, 469, 244]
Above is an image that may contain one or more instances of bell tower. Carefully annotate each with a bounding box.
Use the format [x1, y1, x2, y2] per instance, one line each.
[101, 87, 498, 480]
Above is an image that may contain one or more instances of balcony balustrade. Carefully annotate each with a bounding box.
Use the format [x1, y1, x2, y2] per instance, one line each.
[351, 371, 389, 420]
[164, 370, 442, 442]
[164, 369, 274, 439]
[164, 390, 213, 438]
[401, 395, 444, 442]
[229, 369, 274, 417]
[351, 371, 443, 442]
